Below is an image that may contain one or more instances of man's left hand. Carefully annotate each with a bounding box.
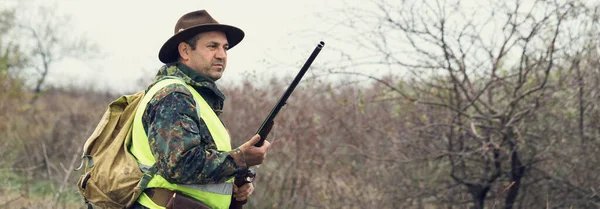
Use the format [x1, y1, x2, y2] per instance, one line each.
[233, 182, 254, 201]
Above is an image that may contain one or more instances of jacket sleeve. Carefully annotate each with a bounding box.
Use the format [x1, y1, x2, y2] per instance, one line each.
[141, 84, 248, 184]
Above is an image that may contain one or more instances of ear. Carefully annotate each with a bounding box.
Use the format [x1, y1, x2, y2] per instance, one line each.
[177, 42, 190, 61]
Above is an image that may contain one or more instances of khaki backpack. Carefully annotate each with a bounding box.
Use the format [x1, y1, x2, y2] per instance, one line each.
[76, 91, 156, 209]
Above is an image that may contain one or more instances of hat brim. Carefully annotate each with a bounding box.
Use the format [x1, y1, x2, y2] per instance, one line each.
[158, 24, 244, 63]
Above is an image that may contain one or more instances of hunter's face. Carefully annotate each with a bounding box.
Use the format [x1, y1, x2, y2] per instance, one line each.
[180, 31, 229, 81]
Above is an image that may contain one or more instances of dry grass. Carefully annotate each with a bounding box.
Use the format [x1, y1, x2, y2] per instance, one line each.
[0, 74, 598, 208]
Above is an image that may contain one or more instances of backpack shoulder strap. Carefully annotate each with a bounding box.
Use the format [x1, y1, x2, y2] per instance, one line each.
[130, 77, 188, 166]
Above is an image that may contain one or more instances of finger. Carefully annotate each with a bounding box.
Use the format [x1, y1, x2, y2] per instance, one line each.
[261, 140, 271, 151]
[247, 183, 254, 196]
[235, 183, 250, 194]
[235, 190, 251, 201]
[233, 190, 249, 200]
[246, 134, 261, 145]
[238, 182, 249, 190]
[239, 135, 261, 150]
[234, 184, 252, 199]
[233, 184, 246, 194]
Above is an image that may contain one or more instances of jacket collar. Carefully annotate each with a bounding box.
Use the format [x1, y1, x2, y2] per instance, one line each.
[154, 62, 226, 101]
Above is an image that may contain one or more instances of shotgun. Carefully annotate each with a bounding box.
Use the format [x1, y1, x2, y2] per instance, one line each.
[229, 41, 325, 209]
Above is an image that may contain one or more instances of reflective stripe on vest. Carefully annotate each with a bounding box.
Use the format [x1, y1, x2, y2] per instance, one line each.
[130, 78, 233, 209]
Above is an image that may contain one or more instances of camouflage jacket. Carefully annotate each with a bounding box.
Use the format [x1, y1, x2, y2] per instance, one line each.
[141, 62, 247, 184]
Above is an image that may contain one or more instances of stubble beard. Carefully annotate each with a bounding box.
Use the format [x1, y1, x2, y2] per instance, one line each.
[205, 66, 224, 81]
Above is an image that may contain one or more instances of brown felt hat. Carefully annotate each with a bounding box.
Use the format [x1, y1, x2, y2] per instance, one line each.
[158, 10, 245, 63]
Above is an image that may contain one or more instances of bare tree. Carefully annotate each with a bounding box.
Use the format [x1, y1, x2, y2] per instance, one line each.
[12, 3, 98, 102]
[316, 0, 600, 208]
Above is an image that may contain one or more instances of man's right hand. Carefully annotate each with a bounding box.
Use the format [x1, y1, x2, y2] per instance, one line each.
[238, 134, 270, 167]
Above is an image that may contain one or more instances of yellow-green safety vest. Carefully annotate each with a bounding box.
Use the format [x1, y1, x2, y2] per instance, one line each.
[130, 77, 233, 209]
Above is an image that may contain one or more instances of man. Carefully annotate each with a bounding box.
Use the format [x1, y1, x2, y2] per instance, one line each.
[129, 10, 271, 209]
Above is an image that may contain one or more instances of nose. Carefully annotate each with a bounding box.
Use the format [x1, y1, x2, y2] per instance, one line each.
[215, 47, 227, 59]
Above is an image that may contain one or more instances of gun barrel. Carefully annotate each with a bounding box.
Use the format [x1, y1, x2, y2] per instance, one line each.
[254, 41, 325, 147]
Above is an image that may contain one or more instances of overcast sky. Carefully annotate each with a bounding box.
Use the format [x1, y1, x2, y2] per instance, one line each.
[10, 0, 567, 94]
[6, 0, 348, 92]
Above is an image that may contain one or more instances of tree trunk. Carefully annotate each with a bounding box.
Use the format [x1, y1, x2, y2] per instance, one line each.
[505, 150, 525, 209]
[468, 185, 489, 209]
